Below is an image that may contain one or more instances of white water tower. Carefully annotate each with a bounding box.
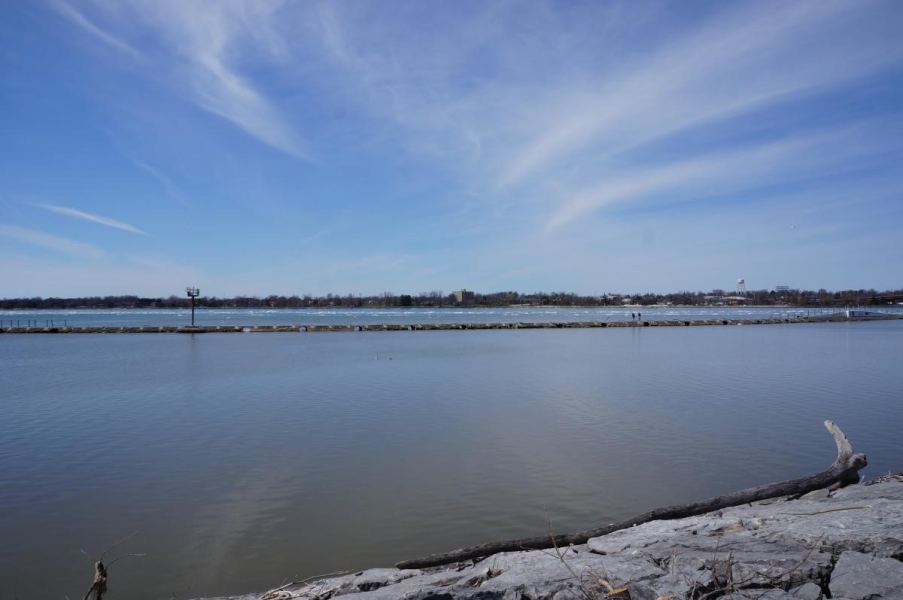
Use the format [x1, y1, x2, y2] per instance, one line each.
[737, 278, 746, 296]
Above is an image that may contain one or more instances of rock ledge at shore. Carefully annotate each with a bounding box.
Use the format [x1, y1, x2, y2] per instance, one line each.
[209, 481, 903, 600]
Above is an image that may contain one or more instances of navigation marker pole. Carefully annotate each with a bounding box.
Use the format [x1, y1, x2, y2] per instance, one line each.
[186, 287, 200, 327]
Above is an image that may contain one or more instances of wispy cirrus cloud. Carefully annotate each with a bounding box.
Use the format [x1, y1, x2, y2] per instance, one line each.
[0, 224, 105, 259]
[490, 1, 903, 188]
[52, 0, 311, 161]
[302, 2, 902, 204]
[138, 1, 311, 160]
[49, 0, 144, 61]
[129, 159, 190, 207]
[35, 203, 148, 235]
[545, 122, 903, 233]
[32, 1, 903, 294]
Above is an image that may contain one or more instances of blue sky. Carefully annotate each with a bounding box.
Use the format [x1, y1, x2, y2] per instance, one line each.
[1, 1, 901, 298]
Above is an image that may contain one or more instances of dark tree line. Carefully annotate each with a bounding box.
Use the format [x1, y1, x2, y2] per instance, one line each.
[1, 287, 900, 310]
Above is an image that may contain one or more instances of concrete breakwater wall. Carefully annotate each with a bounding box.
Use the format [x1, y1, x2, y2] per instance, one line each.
[1, 314, 901, 334]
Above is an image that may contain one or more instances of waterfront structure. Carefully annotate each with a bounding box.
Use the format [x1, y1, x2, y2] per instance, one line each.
[186, 287, 200, 326]
[453, 289, 475, 306]
[704, 294, 749, 305]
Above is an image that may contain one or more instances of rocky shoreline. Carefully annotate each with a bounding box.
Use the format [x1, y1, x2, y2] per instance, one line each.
[205, 478, 903, 600]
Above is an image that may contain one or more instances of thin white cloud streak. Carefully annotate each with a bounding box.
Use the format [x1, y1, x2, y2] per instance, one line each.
[137, 1, 311, 160]
[55, 0, 310, 160]
[0, 225, 105, 259]
[301, 2, 900, 197]
[130, 159, 191, 207]
[497, 2, 902, 188]
[191, 56, 309, 160]
[35, 204, 148, 235]
[545, 123, 900, 233]
[41, 1, 903, 296]
[303, 2, 520, 169]
[317, 6, 355, 70]
[50, 0, 144, 61]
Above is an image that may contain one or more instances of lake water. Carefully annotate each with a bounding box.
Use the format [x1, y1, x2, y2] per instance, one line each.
[5, 305, 901, 328]
[1, 319, 902, 599]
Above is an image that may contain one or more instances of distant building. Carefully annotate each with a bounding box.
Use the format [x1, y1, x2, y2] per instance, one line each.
[704, 295, 749, 305]
[453, 289, 475, 306]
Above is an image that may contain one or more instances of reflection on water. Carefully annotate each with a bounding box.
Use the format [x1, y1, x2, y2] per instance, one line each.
[1, 321, 901, 599]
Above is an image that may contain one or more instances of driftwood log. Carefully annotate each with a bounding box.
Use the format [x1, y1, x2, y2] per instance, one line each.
[396, 420, 867, 570]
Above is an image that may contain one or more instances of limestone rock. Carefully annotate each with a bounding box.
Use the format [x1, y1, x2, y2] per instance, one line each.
[790, 582, 824, 600]
[829, 550, 903, 600]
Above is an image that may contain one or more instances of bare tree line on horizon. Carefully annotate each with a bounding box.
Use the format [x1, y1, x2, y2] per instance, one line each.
[2, 287, 901, 310]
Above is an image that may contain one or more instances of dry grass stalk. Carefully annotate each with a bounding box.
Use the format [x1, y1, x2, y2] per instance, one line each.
[259, 570, 352, 600]
[541, 513, 628, 600]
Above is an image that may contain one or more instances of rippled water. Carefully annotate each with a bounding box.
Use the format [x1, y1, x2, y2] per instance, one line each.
[4, 305, 901, 328]
[1, 321, 901, 599]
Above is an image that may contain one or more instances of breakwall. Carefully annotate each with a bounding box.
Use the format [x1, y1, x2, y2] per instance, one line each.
[1, 314, 901, 333]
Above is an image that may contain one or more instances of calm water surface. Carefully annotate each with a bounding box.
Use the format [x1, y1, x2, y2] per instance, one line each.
[1, 321, 902, 599]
